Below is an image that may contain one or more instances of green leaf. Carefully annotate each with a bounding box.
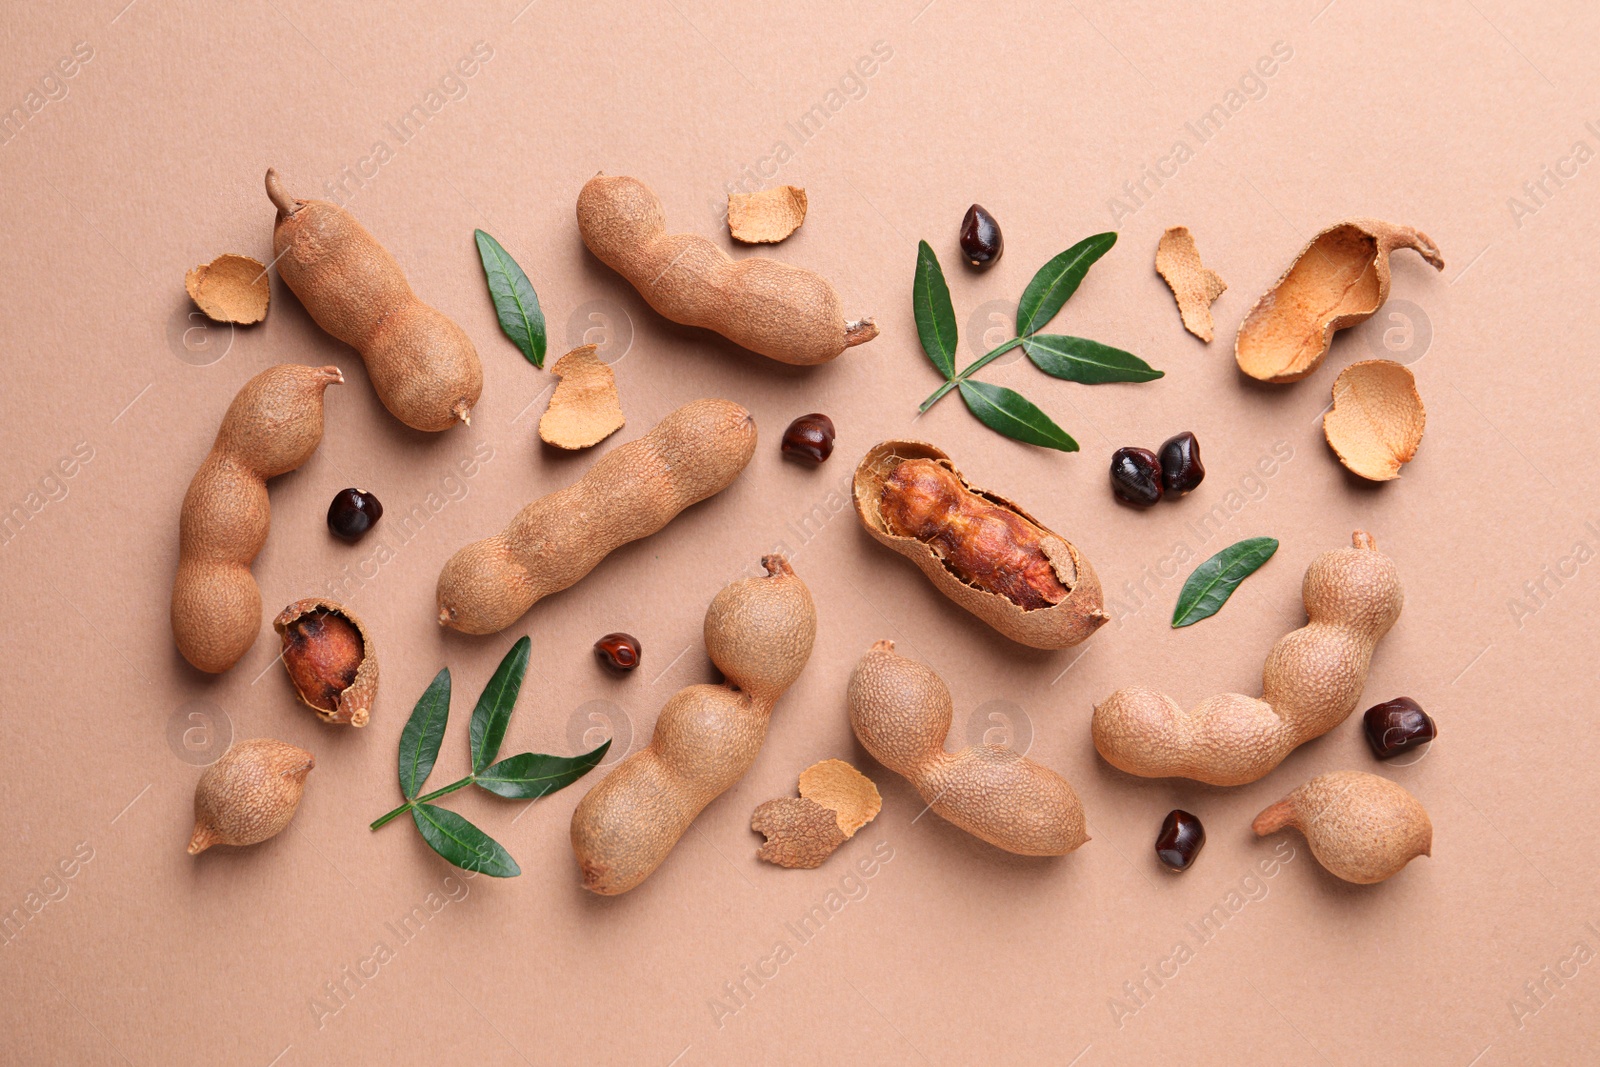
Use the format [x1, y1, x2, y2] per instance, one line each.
[475, 229, 547, 368]
[1024, 335, 1163, 384]
[1172, 537, 1280, 628]
[912, 240, 958, 379]
[411, 804, 520, 877]
[957, 380, 1079, 452]
[398, 669, 450, 800]
[470, 637, 531, 775]
[475, 740, 611, 800]
[1015, 232, 1117, 336]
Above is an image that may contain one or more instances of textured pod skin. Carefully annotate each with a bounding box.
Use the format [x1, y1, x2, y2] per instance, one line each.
[853, 441, 1108, 649]
[571, 557, 816, 894]
[272, 598, 379, 727]
[1093, 532, 1403, 786]
[437, 399, 757, 634]
[188, 738, 315, 854]
[267, 169, 482, 431]
[172, 365, 342, 673]
[1252, 771, 1432, 884]
[1235, 219, 1444, 383]
[577, 174, 877, 365]
[848, 641, 1088, 856]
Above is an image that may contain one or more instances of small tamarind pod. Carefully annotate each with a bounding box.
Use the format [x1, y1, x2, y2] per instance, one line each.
[267, 168, 482, 431]
[1252, 771, 1432, 884]
[188, 738, 315, 854]
[1092, 532, 1403, 787]
[171, 364, 342, 674]
[576, 174, 877, 365]
[848, 641, 1088, 856]
[436, 398, 756, 634]
[570, 557, 817, 895]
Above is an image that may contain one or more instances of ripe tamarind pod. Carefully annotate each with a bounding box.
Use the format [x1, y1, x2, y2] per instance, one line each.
[576, 174, 877, 365]
[853, 441, 1107, 649]
[189, 738, 315, 854]
[436, 399, 757, 634]
[1092, 532, 1403, 787]
[848, 641, 1088, 856]
[1252, 771, 1432, 884]
[171, 364, 343, 674]
[571, 557, 816, 894]
[267, 168, 482, 431]
[1235, 219, 1443, 383]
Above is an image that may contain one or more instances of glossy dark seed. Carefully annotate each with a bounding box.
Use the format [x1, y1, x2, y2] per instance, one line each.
[327, 487, 383, 543]
[1158, 432, 1205, 494]
[1363, 697, 1436, 759]
[594, 633, 642, 672]
[1155, 809, 1205, 872]
[1110, 447, 1163, 507]
[959, 204, 1004, 269]
[781, 413, 836, 465]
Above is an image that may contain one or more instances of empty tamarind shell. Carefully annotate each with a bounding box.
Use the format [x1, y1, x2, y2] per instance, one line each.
[852, 441, 1107, 649]
[273, 598, 378, 727]
[1235, 219, 1443, 383]
[1252, 770, 1432, 884]
[1322, 359, 1426, 481]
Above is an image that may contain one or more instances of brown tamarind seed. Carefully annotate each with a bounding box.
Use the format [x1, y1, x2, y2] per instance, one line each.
[1155, 809, 1205, 871]
[1110, 447, 1163, 507]
[594, 633, 642, 672]
[781, 413, 836, 465]
[327, 487, 383, 542]
[960, 205, 1003, 269]
[1363, 697, 1436, 759]
[1158, 432, 1205, 494]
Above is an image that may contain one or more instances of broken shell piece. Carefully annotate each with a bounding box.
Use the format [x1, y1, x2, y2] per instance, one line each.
[539, 344, 625, 450]
[728, 186, 808, 244]
[185, 253, 271, 324]
[1155, 226, 1226, 342]
[753, 758, 882, 868]
[1236, 219, 1443, 383]
[752, 797, 847, 868]
[273, 598, 378, 727]
[1322, 359, 1425, 481]
[798, 758, 882, 836]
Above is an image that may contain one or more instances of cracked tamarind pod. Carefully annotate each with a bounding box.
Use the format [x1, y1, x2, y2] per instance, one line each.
[571, 557, 816, 895]
[1092, 532, 1403, 787]
[577, 174, 876, 365]
[852, 441, 1107, 649]
[848, 641, 1088, 856]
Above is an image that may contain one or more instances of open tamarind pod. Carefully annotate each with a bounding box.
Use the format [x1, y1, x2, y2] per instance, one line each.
[848, 641, 1087, 856]
[1092, 532, 1402, 787]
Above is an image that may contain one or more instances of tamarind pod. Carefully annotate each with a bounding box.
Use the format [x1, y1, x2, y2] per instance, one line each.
[267, 169, 482, 431]
[848, 641, 1088, 856]
[1091, 532, 1403, 787]
[577, 174, 877, 366]
[436, 399, 756, 634]
[172, 365, 342, 673]
[1252, 771, 1432, 884]
[571, 557, 816, 895]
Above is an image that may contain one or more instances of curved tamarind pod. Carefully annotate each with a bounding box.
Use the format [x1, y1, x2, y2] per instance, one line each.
[848, 641, 1087, 856]
[437, 399, 756, 634]
[172, 365, 342, 673]
[1253, 771, 1432, 884]
[1092, 532, 1402, 786]
[570, 557, 816, 895]
[1235, 219, 1444, 383]
[267, 169, 482, 431]
[576, 174, 877, 365]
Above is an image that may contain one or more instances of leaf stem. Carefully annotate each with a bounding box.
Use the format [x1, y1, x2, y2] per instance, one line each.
[369, 775, 476, 830]
[919, 336, 1027, 412]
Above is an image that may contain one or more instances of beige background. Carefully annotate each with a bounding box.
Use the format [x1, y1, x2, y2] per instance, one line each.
[3, 0, 1597, 1064]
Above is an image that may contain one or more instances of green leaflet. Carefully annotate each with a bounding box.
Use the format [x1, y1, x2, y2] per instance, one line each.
[470, 637, 530, 775]
[398, 668, 450, 800]
[913, 240, 959, 379]
[475, 229, 547, 367]
[958, 380, 1079, 452]
[1023, 335, 1163, 384]
[475, 742, 612, 800]
[1015, 232, 1117, 337]
[1172, 538, 1280, 627]
[411, 804, 520, 878]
